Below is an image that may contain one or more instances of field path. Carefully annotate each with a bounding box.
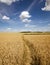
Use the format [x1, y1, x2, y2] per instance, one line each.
[23, 35, 50, 65]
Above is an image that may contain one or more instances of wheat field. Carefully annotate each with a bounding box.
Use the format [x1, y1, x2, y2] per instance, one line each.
[0, 32, 50, 65]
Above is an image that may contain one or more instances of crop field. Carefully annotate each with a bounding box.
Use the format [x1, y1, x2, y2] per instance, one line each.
[0, 32, 50, 65]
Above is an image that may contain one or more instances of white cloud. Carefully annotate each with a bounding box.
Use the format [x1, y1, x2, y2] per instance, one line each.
[0, 0, 20, 5]
[23, 19, 31, 23]
[6, 28, 18, 32]
[19, 11, 31, 19]
[24, 24, 50, 32]
[25, 24, 36, 28]
[4, 27, 12, 32]
[19, 11, 31, 23]
[41, 0, 50, 11]
[2, 15, 10, 20]
[7, 28, 11, 30]
[25, 24, 29, 27]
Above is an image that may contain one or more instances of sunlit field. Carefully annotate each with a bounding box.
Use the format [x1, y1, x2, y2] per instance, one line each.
[0, 32, 50, 65]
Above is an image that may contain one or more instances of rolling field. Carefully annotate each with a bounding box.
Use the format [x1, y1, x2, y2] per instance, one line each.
[0, 32, 50, 65]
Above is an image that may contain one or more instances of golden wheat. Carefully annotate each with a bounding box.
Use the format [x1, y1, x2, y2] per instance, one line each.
[24, 35, 50, 65]
[0, 33, 50, 65]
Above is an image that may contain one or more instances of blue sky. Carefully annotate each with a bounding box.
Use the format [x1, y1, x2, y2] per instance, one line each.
[0, 0, 50, 32]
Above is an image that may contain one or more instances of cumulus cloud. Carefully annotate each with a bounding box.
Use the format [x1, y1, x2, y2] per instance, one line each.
[19, 11, 31, 23]
[41, 0, 50, 11]
[2, 15, 10, 20]
[19, 11, 31, 19]
[0, 0, 20, 5]
[23, 19, 31, 23]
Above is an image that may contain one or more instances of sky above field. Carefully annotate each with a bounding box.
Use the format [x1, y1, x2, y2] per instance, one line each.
[0, 0, 50, 32]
